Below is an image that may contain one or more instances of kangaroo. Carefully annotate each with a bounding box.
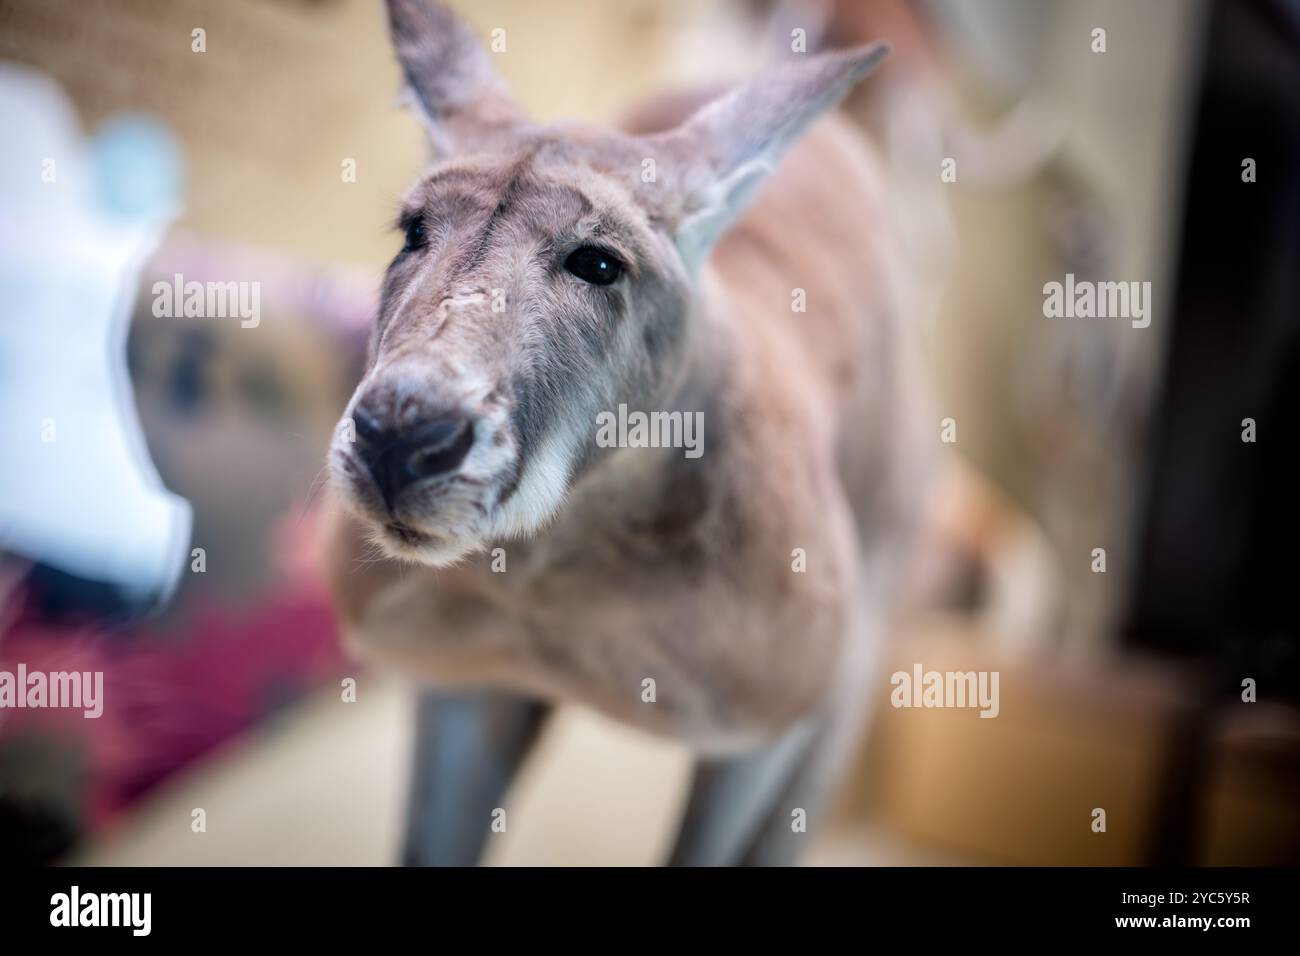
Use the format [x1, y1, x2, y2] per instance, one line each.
[326, 0, 935, 865]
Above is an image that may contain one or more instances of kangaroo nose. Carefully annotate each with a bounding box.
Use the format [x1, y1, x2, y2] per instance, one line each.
[353, 409, 475, 509]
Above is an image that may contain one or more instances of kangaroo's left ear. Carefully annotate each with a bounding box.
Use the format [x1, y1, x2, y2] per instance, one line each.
[643, 44, 890, 270]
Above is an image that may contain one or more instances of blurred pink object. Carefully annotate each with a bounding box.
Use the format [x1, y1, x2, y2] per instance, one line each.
[0, 507, 345, 830]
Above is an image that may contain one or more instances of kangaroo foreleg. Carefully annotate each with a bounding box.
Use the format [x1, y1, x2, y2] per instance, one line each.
[665, 718, 821, 866]
[403, 689, 550, 866]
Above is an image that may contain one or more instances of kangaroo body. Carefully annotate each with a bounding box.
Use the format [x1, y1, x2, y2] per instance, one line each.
[327, 0, 930, 863]
[329, 112, 927, 751]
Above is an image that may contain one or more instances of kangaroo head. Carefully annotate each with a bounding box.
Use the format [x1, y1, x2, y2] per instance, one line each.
[330, 0, 888, 565]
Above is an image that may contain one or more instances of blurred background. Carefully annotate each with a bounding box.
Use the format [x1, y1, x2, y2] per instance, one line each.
[0, 0, 1297, 866]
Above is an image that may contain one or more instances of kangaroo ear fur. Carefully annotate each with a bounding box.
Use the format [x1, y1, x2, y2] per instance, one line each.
[384, 0, 530, 156]
[646, 44, 890, 269]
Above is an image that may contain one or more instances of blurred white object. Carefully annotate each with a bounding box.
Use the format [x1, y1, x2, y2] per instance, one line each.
[0, 65, 191, 608]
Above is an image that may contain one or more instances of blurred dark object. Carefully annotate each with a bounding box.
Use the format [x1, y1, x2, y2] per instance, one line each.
[23, 563, 153, 625]
[0, 735, 83, 866]
[1198, 705, 1300, 864]
[1120, 0, 1300, 867]
[1123, 0, 1300, 701]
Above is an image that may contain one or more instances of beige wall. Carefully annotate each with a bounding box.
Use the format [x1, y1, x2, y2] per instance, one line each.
[0, 0, 756, 269]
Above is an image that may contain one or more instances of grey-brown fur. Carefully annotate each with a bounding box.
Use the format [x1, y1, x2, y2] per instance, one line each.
[327, 1, 934, 858]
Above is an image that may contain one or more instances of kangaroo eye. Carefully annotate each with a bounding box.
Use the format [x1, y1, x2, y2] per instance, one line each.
[565, 246, 624, 286]
[402, 217, 427, 252]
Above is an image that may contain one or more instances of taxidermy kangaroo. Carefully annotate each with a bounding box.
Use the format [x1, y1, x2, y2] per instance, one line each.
[326, 0, 934, 865]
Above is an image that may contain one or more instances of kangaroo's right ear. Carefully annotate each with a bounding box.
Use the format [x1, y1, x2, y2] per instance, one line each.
[384, 0, 530, 156]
